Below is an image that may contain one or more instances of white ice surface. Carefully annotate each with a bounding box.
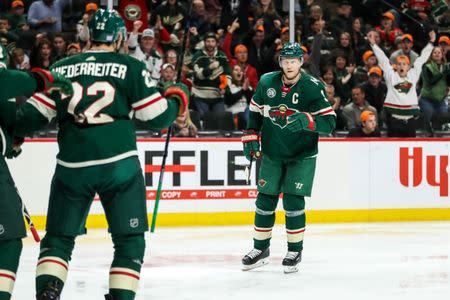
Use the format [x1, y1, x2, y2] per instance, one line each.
[13, 222, 450, 300]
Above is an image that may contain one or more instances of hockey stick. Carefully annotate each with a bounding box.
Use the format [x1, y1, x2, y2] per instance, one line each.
[379, 0, 425, 30]
[16, 189, 40, 242]
[150, 0, 193, 233]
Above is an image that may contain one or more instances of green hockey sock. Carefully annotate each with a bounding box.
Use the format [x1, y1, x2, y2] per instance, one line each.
[253, 193, 279, 250]
[35, 234, 75, 298]
[109, 233, 145, 300]
[0, 239, 22, 300]
[283, 194, 306, 252]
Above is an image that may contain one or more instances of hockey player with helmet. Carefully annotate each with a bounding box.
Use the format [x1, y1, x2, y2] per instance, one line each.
[15, 9, 189, 300]
[0, 44, 72, 300]
[241, 42, 336, 273]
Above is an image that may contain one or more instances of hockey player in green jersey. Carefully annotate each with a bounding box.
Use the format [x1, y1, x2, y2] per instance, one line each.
[0, 45, 72, 300]
[15, 9, 189, 300]
[241, 42, 336, 273]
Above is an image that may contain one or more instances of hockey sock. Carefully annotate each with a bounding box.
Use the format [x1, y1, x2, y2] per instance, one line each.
[0, 239, 22, 300]
[253, 193, 279, 250]
[35, 234, 75, 298]
[283, 194, 306, 252]
[109, 233, 145, 300]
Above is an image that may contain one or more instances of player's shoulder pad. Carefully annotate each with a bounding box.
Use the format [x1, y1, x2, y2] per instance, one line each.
[258, 71, 281, 86]
[301, 72, 325, 90]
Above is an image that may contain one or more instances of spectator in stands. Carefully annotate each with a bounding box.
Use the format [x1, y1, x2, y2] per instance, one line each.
[321, 65, 335, 86]
[224, 64, 253, 125]
[30, 37, 54, 69]
[128, 21, 163, 81]
[76, 2, 98, 45]
[10, 47, 30, 70]
[251, 0, 282, 38]
[164, 49, 178, 71]
[342, 86, 377, 130]
[223, 19, 258, 90]
[325, 83, 345, 130]
[348, 110, 381, 137]
[191, 32, 231, 118]
[172, 109, 199, 137]
[151, 0, 187, 33]
[438, 35, 450, 61]
[375, 11, 402, 51]
[361, 66, 387, 115]
[27, 0, 72, 33]
[419, 46, 450, 136]
[159, 63, 176, 86]
[351, 17, 366, 57]
[6, 0, 27, 32]
[368, 30, 435, 137]
[243, 25, 268, 76]
[52, 33, 66, 61]
[305, 17, 335, 67]
[333, 31, 355, 63]
[333, 50, 355, 104]
[390, 34, 419, 65]
[66, 42, 80, 56]
[0, 16, 18, 44]
[354, 50, 378, 85]
[329, 0, 352, 40]
[190, 0, 213, 37]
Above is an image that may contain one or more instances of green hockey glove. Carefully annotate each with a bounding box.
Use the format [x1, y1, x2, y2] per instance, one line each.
[31, 68, 74, 96]
[164, 82, 190, 116]
[241, 129, 261, 161]
[286, 112, 315, 133]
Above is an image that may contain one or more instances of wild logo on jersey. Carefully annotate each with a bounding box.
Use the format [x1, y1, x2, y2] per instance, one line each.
[394, 81, 413, 94]
[268, 104, 298, 129]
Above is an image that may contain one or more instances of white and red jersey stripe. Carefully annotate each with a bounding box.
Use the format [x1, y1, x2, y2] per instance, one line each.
[36, 256, 69, 283]
[132, 92, 168, 121]
[109, 267, 140, 293]
[28, 93, 57, 121]
[286, 227, 306, 243]
[0, 269, 16, 294]
[254, 226, 273, 240]
[310, 107, 336, 117]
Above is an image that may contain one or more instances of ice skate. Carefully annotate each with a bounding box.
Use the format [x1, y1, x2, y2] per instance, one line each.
[242, 248, 269, 271]
[282, 251, 302, 274]
[104, 294, 114, 300]
[38, 280, 62, 300]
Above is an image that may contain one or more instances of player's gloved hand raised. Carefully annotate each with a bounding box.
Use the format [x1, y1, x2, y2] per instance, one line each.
[241, 129, 261, 161]
[31, 68, 73, 96]
[163, 82, 189, 116]
[286, 112, 315, 133]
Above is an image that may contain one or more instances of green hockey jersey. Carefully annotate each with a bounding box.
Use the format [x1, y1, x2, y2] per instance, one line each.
[249, 71, 336, 160]
[16, 50, 180, 168]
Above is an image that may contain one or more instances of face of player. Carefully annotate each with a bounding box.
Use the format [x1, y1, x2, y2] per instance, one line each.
[162, 67, 175, 82]
[363, 115, 377, 132]
[396, 60, 410, 77]
[53, 37, 65, 52]
[335, 56, 346, 69]
[232, 65, 243, 82]
[205, 38, 217, 53]
[235, 50, 248, 63]
[351, 88, 365, 106]
[431, 47, 444, 63]
[141, 36, 154, 52]
[280, 57, 302, 81]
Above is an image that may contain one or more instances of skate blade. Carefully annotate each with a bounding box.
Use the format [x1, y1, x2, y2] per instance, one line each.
[242, 259, 269, 271]
[283, 265, 299, 274]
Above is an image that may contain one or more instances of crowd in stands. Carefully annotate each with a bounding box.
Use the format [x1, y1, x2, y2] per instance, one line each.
[1, 0, 449, 137]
